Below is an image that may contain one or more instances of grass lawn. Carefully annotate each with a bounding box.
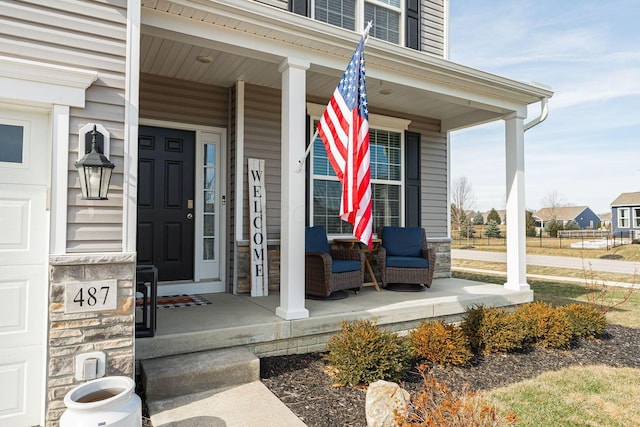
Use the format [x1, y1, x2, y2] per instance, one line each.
[453, 270, 640, 425]
[487, 366, 640, 427]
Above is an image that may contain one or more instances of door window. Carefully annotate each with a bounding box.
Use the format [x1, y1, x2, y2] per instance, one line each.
[0, 123, 24, 163]
[203, 143, 216, 260]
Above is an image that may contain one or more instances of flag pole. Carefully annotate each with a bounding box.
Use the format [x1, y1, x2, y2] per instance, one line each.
[294, 21, 372, 174]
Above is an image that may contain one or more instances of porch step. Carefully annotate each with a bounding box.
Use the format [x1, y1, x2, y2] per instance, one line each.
[141, 347, 259, 401]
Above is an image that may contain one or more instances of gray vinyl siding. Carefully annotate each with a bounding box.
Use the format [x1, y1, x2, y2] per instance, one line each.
[139, 73, 229, 128]
[228, 84, 238, 288]
[0, 0, 129, 252]
[421, 0, 446, 57]
[242, 84, 282, 240]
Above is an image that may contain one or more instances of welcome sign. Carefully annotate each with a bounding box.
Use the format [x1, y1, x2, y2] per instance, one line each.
[248, 158, 268, 296]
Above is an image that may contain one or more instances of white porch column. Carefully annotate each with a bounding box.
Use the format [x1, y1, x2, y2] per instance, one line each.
[504, 113, 530, 291]
[276, 57, 310, 320]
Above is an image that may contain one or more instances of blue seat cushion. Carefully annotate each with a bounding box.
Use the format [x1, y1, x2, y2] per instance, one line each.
[305, 226, 331, 254]
[386, 256, 429, 269]
[332, 259, 362, 274]
[381, 226, 423, 257]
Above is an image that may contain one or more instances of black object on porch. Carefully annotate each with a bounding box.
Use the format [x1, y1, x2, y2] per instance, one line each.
[136, 265, 158, 338]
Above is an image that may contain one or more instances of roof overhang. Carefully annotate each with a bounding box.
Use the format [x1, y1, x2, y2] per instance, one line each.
[140, 0, 553, 131]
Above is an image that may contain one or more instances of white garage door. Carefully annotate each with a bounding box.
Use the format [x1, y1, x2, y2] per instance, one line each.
[0, 107, 49, 427]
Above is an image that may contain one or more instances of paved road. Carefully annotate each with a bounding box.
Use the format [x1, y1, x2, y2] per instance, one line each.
[452, 249, 640, 275]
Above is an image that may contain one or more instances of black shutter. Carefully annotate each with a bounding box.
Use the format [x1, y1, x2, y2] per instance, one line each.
[405, 131, 421, 227]
[289, 0, 308, 17]
[305, 114, 311, 225]
[405, 0, 420, 50]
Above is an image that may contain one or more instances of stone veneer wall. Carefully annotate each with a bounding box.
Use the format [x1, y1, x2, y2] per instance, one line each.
[249, 311, 465, 358]
[46, 253, 136, 426]
[235, 242, 281, 293]
[429, 237, 452, 279]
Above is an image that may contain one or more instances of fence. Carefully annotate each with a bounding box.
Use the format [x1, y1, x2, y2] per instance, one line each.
[557, 230, 609, 239]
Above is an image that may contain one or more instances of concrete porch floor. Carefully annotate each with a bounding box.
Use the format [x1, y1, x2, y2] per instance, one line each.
[135, 277, 533, 361]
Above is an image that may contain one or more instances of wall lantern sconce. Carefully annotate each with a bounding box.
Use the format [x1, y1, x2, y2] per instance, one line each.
[75, 125, 115, 200]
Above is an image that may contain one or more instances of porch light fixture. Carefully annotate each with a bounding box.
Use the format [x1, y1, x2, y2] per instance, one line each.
[75, 125, 115, 200]
[196, 55, 213, 64]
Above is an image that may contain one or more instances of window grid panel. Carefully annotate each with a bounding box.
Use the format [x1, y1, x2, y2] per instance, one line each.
[619, 208, 630, 228]
[314, 0, 356, 30]
[364, 3, 400, 44]
[634, 208, 640, 227]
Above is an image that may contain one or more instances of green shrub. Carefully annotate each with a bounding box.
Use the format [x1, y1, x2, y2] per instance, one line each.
[409, 320, 472, 367]
[325, 319, 411, 386]
[514, 302, 572, 349]
[462, 305, 525, 354]
[561, 303, 608, 340]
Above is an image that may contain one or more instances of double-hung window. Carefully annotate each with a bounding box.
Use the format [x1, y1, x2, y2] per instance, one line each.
[308, 104, 410, 235]
[312, 0, 403, 45]
[618, 208, 630, 228]
[634, 207, 640, 228]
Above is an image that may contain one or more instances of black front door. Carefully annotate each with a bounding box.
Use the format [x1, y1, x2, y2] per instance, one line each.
[137, 126, 195, 282]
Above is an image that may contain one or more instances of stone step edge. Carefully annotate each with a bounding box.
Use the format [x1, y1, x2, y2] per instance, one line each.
[141, 347, 260, 401]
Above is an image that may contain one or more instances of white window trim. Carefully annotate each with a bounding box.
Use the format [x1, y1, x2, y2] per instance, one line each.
[633, 207, 640, 228]
[306, 103, 410, 237]
[618, 207, 630, 229]
[310, 0, 405, 44]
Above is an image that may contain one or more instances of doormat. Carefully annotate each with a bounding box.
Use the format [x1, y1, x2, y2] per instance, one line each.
[136, 294, 211, 309]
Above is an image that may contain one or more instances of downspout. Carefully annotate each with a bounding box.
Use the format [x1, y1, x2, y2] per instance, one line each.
[524, 96, 549, 132]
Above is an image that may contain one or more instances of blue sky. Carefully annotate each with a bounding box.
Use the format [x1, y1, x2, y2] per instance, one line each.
[448, 1, 640, 215]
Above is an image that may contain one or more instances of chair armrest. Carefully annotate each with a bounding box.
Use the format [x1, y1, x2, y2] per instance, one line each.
[305, 252, 332, 274]
[305, 252, 333, 296]
[377, 246, 387, 270]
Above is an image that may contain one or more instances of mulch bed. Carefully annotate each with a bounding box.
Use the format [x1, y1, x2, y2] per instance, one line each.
[260, 324, 640, 427]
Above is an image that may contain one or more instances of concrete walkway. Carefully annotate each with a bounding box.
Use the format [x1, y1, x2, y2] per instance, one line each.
[148, 381, 306, 427]
[452, 249, 640, 275]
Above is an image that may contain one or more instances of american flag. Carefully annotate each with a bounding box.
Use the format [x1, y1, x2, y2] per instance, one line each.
[317, 34, 372, 247]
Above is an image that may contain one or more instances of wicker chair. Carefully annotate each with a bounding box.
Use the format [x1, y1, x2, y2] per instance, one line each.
[305, 226, 364, 299]
[377, 226, 436, 290]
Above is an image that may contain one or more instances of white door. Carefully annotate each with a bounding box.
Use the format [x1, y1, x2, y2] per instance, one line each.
[0, 107, 49, 427]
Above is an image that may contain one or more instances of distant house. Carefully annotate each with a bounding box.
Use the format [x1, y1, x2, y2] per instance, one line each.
[598, 212, 612, 229]
[534, 206, 601, 230]
[610, 192, 640, 237]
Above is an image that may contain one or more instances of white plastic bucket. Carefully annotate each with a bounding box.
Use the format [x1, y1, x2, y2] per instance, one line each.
[60, 376, 142, 427]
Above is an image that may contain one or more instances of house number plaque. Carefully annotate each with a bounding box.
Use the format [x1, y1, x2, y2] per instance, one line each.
[64, 279, 118, 313]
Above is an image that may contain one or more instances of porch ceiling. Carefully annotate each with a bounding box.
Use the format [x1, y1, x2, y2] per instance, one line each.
[140, 0, 553, 131]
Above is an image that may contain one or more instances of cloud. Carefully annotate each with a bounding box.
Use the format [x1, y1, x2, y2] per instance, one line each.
[448, 0, 640, 215]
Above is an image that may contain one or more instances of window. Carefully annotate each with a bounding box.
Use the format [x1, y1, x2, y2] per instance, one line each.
[365, 0, 400, 44]
[310, 115, 406, 235]
[618, 208, 630, 228]
[203, 143, 216, 260]
[312, 0, 403, 44]
[634, 208, 640, 228]
[0, 123, 24, 163]
[314, 0, 356, 30]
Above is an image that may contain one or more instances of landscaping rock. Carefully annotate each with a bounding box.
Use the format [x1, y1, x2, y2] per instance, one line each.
[365, 380, 410, 427]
